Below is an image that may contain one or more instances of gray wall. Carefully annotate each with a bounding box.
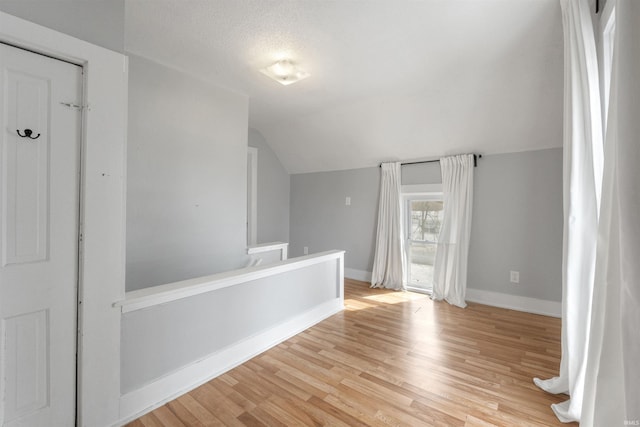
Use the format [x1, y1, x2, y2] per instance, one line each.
[126, 55, 249, 291]
[289, 148, 563, 302]
[289, 161, 441, 271]
[401, 161, 442, 185]
[468, 149, 563, 301]
[121, 258, 340, 393]
[290, 167, 380, 272]
[248, 128, 290, 244]
[0, 0, 125, 52]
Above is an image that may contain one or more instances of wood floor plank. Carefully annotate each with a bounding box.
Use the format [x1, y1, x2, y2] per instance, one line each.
[150, 405, 187, 427]
[164, 400, 204, 427]
[189, 383, 245, 426]
[127, 279, 575, 426]
[175, 394, 225, 426]
[137, 413, 165, 427]
[235, 411, 266, 427]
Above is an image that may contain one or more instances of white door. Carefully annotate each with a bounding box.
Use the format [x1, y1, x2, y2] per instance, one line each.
[0, 43, 82, 426]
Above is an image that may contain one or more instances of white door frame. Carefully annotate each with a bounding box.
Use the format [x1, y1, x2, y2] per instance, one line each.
[247, 147, 258, 245]
[0, 12, 127, 427]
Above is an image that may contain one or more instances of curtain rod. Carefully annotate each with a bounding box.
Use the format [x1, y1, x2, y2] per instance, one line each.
[379, 154, 482, 168]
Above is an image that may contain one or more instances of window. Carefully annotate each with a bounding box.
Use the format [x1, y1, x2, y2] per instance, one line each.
[402, 185, 443, 293]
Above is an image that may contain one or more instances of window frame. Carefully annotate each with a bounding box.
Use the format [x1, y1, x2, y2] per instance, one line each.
[401, 184, 443, 294]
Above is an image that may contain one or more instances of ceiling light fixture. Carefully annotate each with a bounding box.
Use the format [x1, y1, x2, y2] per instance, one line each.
[260, 59, 310, 86]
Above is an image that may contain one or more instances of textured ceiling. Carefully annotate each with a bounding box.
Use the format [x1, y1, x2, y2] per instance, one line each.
[125, 0, 564, 173]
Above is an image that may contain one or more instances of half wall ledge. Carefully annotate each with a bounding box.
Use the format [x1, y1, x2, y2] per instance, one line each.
[114, 250, 345, 313]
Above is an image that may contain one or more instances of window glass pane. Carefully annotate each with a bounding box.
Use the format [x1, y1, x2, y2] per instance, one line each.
[408, 242, 437, 287]
[409, 200, 443, 242]
[407, 198, 443, 290]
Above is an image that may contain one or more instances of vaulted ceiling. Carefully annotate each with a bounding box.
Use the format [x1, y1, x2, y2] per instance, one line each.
[125, 0, 564, 173]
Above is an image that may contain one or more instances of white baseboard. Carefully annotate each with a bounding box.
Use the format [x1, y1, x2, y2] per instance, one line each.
[465, 288, 561, 318]
[342, 270, 560, 318]
[116, 299, 344, 426]
[344, 268, 372, 282]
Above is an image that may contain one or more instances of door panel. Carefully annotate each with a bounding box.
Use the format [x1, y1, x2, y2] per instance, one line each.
[3, 70, 49, 266]
[0, 43, 82, 427]
[3, 309, 49, 423]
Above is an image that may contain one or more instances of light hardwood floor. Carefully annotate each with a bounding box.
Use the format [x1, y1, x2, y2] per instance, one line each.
[127, 279, 575, 426]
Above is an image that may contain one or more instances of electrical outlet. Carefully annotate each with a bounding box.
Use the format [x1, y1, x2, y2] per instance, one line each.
[303, 246, 309, 255]
[345, 196, 351, 206]
[510, 270, 520, 283]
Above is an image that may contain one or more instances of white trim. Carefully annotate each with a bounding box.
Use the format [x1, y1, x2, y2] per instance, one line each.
[117, 298, 344, 425]
[339, 271, 560, 317]
[337, 253, 345, 299]
[246, 241, 288, 253]
[465, 288, 561, 318]
[247, 147, 258, 245]
[0, 12, 127, 427]
[247, 241, 288, 260]
[344, 268, 372, 282]
[406, 286, 432, 296]
[115, 250, 344, 313]
[401, 183, 442, 194]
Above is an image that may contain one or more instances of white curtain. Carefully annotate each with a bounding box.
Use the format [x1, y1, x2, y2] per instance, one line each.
[371, 162, 406, 290]
[581, 1, 640, 425]
[533, 0, 603, 422]
[431, 154, 474, 308]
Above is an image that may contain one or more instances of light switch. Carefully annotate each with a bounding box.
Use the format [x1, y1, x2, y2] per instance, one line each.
[345, 196, 351, 206]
